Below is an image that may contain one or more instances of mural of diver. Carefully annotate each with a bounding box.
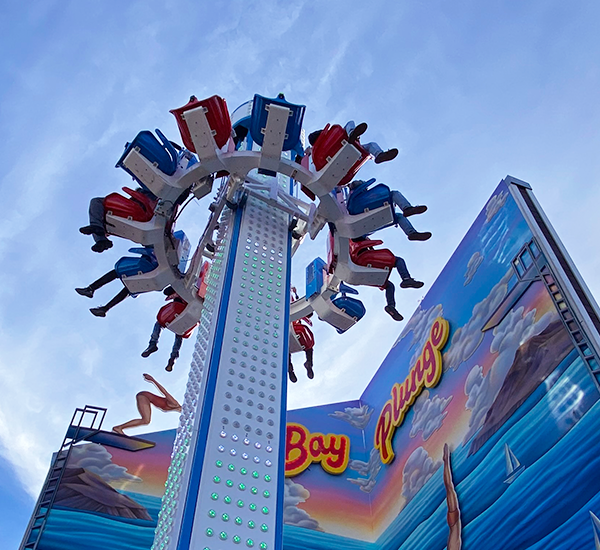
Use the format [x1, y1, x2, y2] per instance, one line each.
[112, 373, 181, 435]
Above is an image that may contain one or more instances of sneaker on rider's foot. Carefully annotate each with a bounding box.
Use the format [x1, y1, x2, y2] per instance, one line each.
[79, 225, 105, 236]
[141, 343, 159, 358]
[384, 305, 404, 321]
[400, 278, 425, 289]
[348, 122, 368, 143]
[403, 205, 427, 217]
[75, 286, 94, 298]
[91, 239, 113, 253]
[165, 358, 176, 372]
[407, 231, 432, 242]
[90, 307, 107, 318]
[304, 362, 314, 379]
[374, 148, 398, 164]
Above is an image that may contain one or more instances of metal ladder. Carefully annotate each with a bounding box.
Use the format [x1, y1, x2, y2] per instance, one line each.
[539, 264, 600, 380]
[19, 405, 107, 550]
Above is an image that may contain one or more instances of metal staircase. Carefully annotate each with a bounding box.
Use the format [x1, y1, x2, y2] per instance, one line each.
[19, 405, 107, 550]
[539, 263, 600, 378]
[507, 239, 600, 386]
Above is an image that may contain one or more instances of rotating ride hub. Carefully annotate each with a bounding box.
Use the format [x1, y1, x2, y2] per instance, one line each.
[105, 93, 400, 550]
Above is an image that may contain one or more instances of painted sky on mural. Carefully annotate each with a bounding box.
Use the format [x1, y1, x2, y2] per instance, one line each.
[283, 185, 573, 542]
[3, 1, 600, 547]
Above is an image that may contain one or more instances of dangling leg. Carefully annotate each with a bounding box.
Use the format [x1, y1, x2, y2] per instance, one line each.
[76, 269, 118, 298]
[90, 287, 129, 317]
[383, 281, 403, 321]
[395, 257, 424, 289]
[394, 211, 432, 241]
[142, 322, 162, 357]
[391, 190, 427, 217]
[112, 392, 153, 435]
[80, 198, 113, 253]
[166, 335, 183, 372]
[361, 141, 398, 164]
[344, 120, 368, 142]
[288, 354, 297, 383]
[304, 348, 314, 379]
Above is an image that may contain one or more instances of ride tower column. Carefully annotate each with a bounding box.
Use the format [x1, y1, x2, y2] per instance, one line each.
[152, 104, 296, 550]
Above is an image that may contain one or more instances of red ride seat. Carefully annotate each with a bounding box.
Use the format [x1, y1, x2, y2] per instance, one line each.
[157, 301, 196, 338]
[103, 187, 157, 222]
[349, 238, 396, 287]
[292, 321, 315, 351]
[170, 95, 232, 153]
[311, 124, 371, 186]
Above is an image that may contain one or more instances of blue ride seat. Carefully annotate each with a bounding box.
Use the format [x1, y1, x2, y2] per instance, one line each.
[116, 129, 179, 178]
[347, 178, 393, 215]
[114, 247, 159, 278]
[331, 283, 366, 333]
[249, 94, 306, 152]
[306, 257, 327, 298]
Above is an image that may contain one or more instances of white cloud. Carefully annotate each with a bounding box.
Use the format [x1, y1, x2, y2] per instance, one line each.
[409, 390, 453, 441]
[444, 269, 513, 371]
[464, 251, 483, 286]
[68, 443, 141, 483]
[463, 306, 557, 442]
[485, 190, 508, 223]
[347, 447, 382, 493]
[401, 446, 441, 502]
[283, 478, 321, 530]
[329, 404, 373, 430]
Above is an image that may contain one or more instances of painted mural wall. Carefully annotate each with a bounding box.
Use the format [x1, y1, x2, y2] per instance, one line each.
[36, 429, 176, 550]
[282, 180, 600, 550]
[32, 180, 600, 550]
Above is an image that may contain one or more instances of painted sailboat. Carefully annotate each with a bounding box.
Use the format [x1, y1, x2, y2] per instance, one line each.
[590, 511, 600, 550]
[503, 443, 525, 484]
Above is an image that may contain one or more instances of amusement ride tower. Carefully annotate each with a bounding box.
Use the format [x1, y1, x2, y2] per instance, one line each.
[106, 93, 373, 550]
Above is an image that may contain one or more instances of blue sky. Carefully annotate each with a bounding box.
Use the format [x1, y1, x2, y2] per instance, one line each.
[2, 0, 600, 547]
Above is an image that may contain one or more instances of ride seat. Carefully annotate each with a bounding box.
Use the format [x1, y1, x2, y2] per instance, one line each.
[347, 179, 393, 215]
[249, 94, 306, 152]
[170, 95, 232, 152]
[292, 321, 315, 350]
[116, 129, 179, 178]
[349, 239, 396, 271]
[348, 238, 396, 288]
[330, 284, 366, 334]
[114, 248, 159, 278]
[157, 301, 196, 338]
[103, 187, 157, 223]
[312, 124, 371, 186]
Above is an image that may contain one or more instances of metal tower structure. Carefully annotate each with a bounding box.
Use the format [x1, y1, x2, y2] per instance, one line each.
[124, 95, 366, 550]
